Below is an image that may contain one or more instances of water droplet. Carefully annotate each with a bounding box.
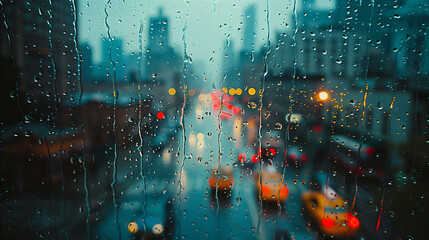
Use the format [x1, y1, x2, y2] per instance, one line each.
[274, 123, 283, 130]
[247, 102, 257, 109]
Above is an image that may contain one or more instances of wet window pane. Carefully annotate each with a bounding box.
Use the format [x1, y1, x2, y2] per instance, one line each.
[1, 0, 428, 239]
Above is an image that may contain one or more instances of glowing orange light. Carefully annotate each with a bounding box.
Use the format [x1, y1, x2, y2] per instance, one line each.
[157, 112, 165, 119]
[248, 88, 256, 95]
[318, 91, 329, 101]
[168, 88, 176, 95]
[261, 185, 271, 195]
[280, 186, 289, 198]
[128, 222, 138, 233]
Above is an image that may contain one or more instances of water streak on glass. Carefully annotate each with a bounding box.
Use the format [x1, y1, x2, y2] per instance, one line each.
[137, 20, 148, 236]
[178, 18, 188, 239]
[104, 1, 121, 238]
[70, 0, 90, 238]
[353, 0, 375, 214]
[0, 1, 23, 115]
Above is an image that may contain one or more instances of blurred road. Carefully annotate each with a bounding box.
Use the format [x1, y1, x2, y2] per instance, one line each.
[90, 94, 385, 240]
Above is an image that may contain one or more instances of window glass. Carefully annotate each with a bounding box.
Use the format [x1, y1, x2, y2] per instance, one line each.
[1, 0, 428, 239]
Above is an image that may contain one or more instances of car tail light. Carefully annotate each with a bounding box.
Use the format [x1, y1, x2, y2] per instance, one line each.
[348, 216, 360, 229]
[280, 186, 288, 198]
[300, 154, 308, 163]
[321, 217, 335, 228]
[366, 147, 375, 155]
[261, 185, 271, 195]
[289, 153, 297, 161]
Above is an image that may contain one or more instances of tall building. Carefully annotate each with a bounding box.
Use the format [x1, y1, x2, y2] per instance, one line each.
[98, 36, 126, 82]
[242, 5, 256, 53]
[1, 0, 79, 123]
[222, 39, 240, 88]
[80, 42, 94, 83]
[148, 8, 169, 55]
[294, 0, 367, 79]
[145, 8, 180, 86]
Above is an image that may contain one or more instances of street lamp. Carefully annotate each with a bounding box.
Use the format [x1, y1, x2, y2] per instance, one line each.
[318, 91, 329, 101]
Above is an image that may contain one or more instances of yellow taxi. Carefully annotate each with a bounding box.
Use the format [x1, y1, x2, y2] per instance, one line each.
[301, 187, 360, 237]
[208, 167, 234, 191]
[254, 168, 289, 202]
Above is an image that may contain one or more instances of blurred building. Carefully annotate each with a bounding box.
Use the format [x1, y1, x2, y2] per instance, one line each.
[296, 1, 367, 79]
[80, 42, 94, 83]
[97, 36, 126, 82]
[222, 39, 240, 88]
[0, 0, 79, 123]
[145, 8, 181, 89]
[242, 5, 256, 53]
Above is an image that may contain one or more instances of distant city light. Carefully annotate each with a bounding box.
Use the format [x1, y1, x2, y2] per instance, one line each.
[168, 88, 176, 95]
[128, 222, 138, 233]
[229, 88, 236, 95]
[318, 91, 329, 101]
[222, 87, 228, 93]
[248, 88, 256, 95]
[188, 89, 196, 96]
[235, 88, 243, 95]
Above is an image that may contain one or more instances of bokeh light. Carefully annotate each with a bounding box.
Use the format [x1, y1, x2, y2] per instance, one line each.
[248, 88, 256, 95]
[318, 91, 329, 101]
[157, 112, 165, 119]
[168, 88, 176, 95]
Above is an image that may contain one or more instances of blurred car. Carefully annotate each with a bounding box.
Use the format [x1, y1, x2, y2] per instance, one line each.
[301, 186, 360, 237]
[254, 167, 289, 203]
[151, 117, 180, 152]
[208, 167, 234, 192]
[127, 197, 174, 240]
[286, 146, 309, 167]
[328, 134, 385, 179]
[237, 147, 277, 166]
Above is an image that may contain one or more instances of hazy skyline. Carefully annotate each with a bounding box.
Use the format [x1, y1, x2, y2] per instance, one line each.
[78, 0, 336, 67]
